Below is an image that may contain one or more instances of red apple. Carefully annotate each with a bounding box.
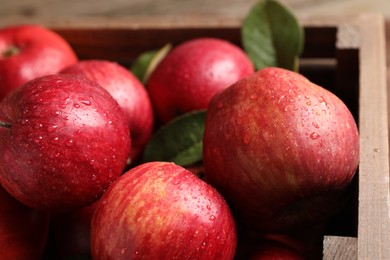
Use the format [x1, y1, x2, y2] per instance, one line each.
[0, 74, 131, 211]
[147, 37, 255, 124]
[91, 161, 237, 259]
[0, 184, 50, 260]
[203, 67, 359, 232]
[0, 24, 78, 100]
[60, 59, 154, 163]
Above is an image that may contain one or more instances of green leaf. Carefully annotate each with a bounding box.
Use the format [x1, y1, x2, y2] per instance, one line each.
[241, 0, 304, 71]
[130, 50, 156, 82]
[142, 110, 206, 166]
[130, 43, 172, 84]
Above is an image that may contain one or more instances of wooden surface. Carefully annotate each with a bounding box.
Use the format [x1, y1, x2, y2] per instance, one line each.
[1, 0, 390, 20]
[353, 14, 390, 260]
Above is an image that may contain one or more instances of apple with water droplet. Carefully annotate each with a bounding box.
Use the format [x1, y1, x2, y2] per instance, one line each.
[0, 184, 50, 260]
[0, 73, 131, 211]
[91, 161, 237, 259]
[147, 37, 255, 125]
[203, 67, 359, 232]
[0, 24, 78, 101]
[60, 60, 154, 163]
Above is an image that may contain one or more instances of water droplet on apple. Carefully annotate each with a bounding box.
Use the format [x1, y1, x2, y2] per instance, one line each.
[209, 215, 216, 221]
[309, 132, 321, 140]
[79, 99, 91, 106]
[319, 96, 330, 108]
[47, 125, 58, 133]
[73, 103, 80, 108]
[34, 136, 43, 144]
[34, 123, 43, 129]
[312, 122, 320, 128]
[91, 174, 97, 180]
[250, 94, 258, 100]
[51, 137, 59, 144]
[52, 111, 60, 117]
[65, 139, 74, 147]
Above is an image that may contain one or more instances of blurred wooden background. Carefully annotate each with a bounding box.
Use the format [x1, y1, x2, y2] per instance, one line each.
[1, 0, 390, 21]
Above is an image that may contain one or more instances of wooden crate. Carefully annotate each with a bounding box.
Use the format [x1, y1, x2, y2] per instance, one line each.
[2, 13, 389, 259]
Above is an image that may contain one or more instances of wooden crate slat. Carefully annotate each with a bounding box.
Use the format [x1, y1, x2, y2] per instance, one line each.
[356, 14, 390, 260]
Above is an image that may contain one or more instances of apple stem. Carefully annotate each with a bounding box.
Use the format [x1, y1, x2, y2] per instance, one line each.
[0, 121, 11, 128]
[2, 46, 20, 57]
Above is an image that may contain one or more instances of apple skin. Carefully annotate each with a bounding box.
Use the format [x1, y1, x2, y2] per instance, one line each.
[91, 161, 237, 260]
[147, 37, 255, 124]
[203, 67, 359, 232]
[60, 60, 154, 162]
[0, 184, 50, 260]
[0, 74, 131, 211]
[0, 24, 78, 100]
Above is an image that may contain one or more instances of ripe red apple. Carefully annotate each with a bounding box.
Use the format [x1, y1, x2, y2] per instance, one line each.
[91, 161, 237, 259]
[60, 60, 154, 163]
[203, 67, 359, 232]
[0, 184, 50, 260]
[0, 24, 78, 100]
[0, 74, 131, 211]
[147, 37, 255, 124]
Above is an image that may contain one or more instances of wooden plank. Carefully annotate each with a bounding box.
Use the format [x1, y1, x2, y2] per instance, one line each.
[1, 0, 390, 21]
[323, 236, 357, 260]
[356, 14, 390, 260]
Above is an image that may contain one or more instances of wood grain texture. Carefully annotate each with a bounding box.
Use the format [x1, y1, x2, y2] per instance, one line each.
[356, 14, 390, 260]
[1, 0, 390, 20]
[323, 236, 357, 259]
